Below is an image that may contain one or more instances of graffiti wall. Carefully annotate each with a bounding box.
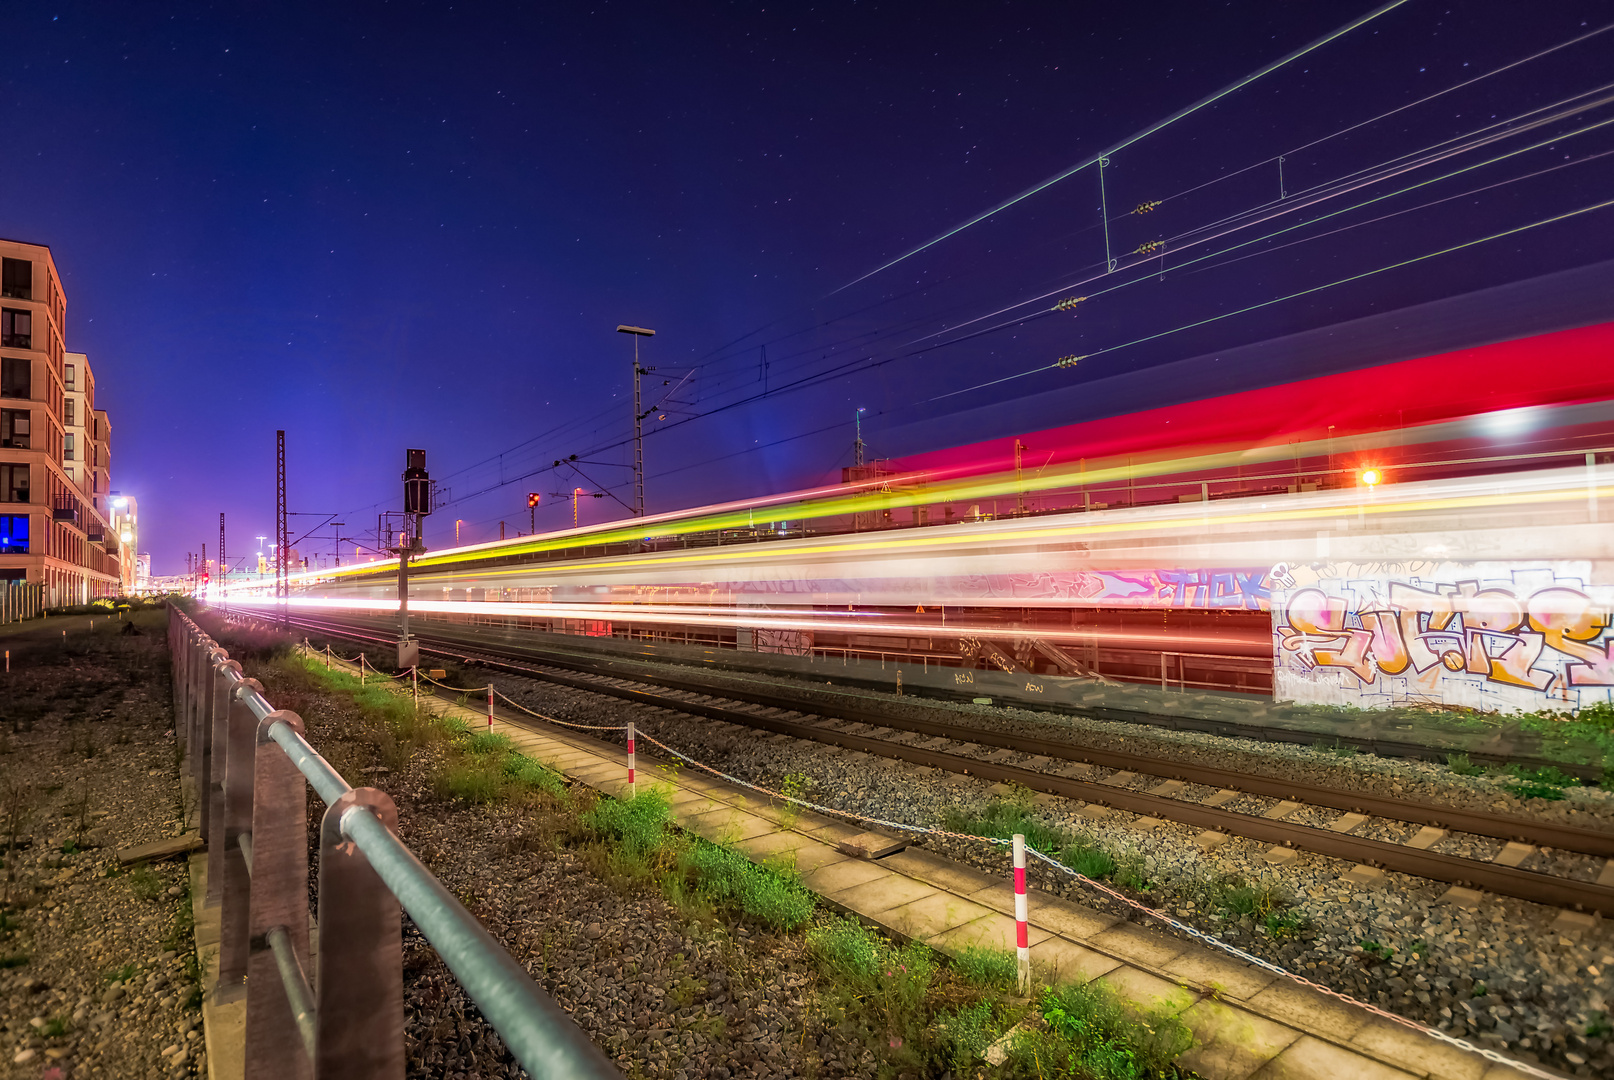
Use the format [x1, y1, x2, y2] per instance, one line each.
[1272, 561, 1614, 712]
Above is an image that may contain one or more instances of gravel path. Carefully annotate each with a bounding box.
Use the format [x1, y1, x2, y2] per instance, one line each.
[0, 610, 203, 1080]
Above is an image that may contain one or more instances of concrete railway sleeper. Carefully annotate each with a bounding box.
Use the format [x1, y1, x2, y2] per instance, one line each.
[279, 612, 1614, 920]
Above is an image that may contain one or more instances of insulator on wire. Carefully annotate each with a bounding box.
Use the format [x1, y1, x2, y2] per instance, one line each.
[1134, 240, 1165, 256]
[1054, 355, 1083, 369]
[1053, 296, 1087, 312]
[1133, 200, 1162, 214]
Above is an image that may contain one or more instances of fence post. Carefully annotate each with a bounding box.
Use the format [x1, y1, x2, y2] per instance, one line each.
[412, 666, 418, 705]
[1013, 833, 1031, 995]
[194, 648, 226, 831]
[218, 677, 264, 994]
[325, 643, 331, 670]
[316, 788, 405, 1078]
[486, 684, 494, 729]
[626, 722, 636, 799]
[244, 710, 313, 1080]
[207, 658, 243, 905]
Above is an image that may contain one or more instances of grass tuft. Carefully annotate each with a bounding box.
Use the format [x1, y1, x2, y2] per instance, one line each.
[952, 944, 1018, 989]
[676, 842, 814, 929]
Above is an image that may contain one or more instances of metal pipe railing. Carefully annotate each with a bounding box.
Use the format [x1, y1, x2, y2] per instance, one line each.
[169, 604, 621, 1080]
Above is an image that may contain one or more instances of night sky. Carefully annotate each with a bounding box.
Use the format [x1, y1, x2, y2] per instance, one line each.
[3, 2, 1611, 573]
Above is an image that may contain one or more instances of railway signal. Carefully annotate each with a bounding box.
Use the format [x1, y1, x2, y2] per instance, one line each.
[527, 492, 541, 534]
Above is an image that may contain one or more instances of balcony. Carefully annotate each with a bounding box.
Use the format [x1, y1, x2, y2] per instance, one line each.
[86, 522, 105, 542]
[52, 495, 80, 525]
[103, 531, 119, 555]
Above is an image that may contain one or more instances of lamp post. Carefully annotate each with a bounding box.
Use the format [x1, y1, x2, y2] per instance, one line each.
[616, 325, 656, 517]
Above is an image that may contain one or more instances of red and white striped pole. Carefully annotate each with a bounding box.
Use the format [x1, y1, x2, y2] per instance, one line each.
[1013, 833, 1030, 994]
[626, 722, 637, 798]
[486, 684, 494, 729]
[412, 666, 418, 705]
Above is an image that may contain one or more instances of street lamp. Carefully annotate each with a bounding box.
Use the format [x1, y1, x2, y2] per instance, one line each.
[617, 324, 656, 517]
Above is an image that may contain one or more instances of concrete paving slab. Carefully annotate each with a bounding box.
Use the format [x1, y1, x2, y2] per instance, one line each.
[831, 873, 940, 917]
[1026, 895, 1122, 940]
[1099, 965, 1197, 1015]
[1028, 935, 1123, 984]
[681, 808, 777, 844]
[1088, 922, 1188, 970]
[1252, 1034, 1420, 1080]
[1165, 948, 1279, 1002]
[930, 912, 1053, 953]
[791, 843, 853, 876]
[801, 858, 889, 896]
[1177, 999, 1302, 1080]
[880, 849, 1000, 896]
[1245, 982, 1372, 1044]
[1350, 1018, 1489, 1080]
[735, 829, 813, 863]
[883, 891, 998, 941]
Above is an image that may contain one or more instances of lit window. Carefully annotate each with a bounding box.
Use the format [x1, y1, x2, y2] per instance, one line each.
[64, 364, 75, 390]
[0, 513, 27, 553]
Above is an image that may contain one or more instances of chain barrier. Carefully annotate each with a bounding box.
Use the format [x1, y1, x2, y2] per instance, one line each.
[493, 688, 632, 732]
[293, 643, 1543, 1077]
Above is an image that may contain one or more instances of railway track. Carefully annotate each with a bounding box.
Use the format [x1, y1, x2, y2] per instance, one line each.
[268, 611, 1614, 917]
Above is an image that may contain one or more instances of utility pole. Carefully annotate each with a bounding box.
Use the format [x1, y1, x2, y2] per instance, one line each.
[854, 407, 867, 467]
[332, 522, 344, 568]
[1015, 439, 1026, 517]
[617, 325, 656, 517]
[201, 543, 207, 598]
[218, 513, 226, 605]
[276, 430, 288, 628]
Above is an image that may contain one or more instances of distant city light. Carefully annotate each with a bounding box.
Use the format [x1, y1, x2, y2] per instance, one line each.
[1360, 467, 1383, 487]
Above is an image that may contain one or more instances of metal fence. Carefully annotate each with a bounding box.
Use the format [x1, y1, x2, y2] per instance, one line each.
[169, 605, 620, 1079]
[1, 580, 43, 623]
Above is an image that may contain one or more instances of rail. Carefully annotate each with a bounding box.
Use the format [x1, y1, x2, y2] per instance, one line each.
[168, 604, 620, 1079]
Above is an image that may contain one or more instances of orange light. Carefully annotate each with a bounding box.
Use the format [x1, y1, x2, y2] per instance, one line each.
[1360, 468, 1383, 487]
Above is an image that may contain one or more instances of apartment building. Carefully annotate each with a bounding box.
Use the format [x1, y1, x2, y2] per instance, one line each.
[109, 491, 138, 593]
[0, 240, 121, 602]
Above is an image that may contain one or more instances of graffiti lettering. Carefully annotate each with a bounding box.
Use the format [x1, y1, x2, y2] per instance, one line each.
[1277, 576, 1614, 703]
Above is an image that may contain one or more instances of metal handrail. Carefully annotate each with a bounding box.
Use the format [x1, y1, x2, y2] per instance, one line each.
[172, 605, 620, 1079]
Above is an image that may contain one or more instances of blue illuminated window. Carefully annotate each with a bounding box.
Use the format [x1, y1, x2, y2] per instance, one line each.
[0, 514, 28, 554]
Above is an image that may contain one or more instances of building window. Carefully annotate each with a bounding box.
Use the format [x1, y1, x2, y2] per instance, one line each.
[64, 432, 75, 461]
[0, 259, 30, 301]
[64, 363, 75, 390]
[0, 309, 30, 350]
[63, 398, 74, 426]
[0, 409, 28, 449]
[0, 463, 26, 503]
[0, 357, 26, 399]
[0, 514, 27, 554]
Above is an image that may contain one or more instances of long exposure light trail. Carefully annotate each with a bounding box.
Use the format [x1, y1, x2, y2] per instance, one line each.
[225, 397, 1614, 597]
[225, 595, 1263, 653]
